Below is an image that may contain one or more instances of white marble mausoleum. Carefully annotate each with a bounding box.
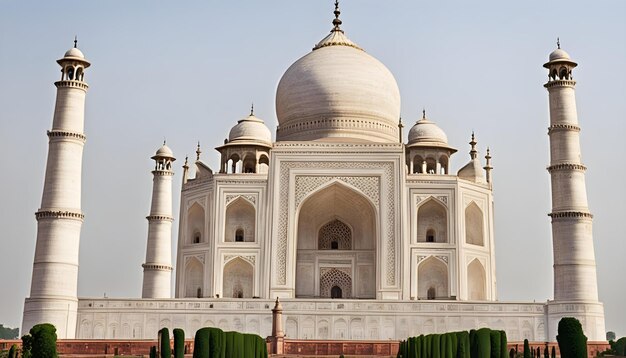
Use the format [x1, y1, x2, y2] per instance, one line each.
[22, 3, 606, 342]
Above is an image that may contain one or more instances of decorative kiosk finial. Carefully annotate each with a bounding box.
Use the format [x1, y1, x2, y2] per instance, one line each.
[74, 36, 78, 48]
[557, 37, 560, 49]
[469, 132, 478, 159]
[196, 141, 202, 161]
[332, 0, 343, 32]
[398, 116, 404, 143]
[484, 147, 493, 185]
[422, 108, 426, 120]
[250, 102, 254, 116]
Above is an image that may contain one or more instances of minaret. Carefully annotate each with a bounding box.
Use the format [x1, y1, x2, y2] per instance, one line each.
[141, 143, 175, 298]
[544, 42, 605, 340]
[22, 40, 90, 339]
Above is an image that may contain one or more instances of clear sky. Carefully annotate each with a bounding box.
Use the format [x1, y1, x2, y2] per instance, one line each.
[1, 0, 624, 337]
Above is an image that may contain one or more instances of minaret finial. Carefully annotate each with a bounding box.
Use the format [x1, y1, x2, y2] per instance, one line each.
[250, 102, 254, 116]
[557, 37, 560, 49]
[484, 147, 493, 185]
[196, 141, 202, 161]
[332, 0, 343, 32]
[163, 138, 166, 146]
[74, 36, 78, 48]
[422, 108, 426, 120]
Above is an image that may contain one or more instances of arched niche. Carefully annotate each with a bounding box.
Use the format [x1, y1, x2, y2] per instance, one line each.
[225, 197, 255, 242]
[295, 182, 376, 299]
[187, 203, 205, 244]
[242, 153, 256, 173]
[467, 258, 486, 300]
[417, 198, 448, 243]
[413, 155, 424, 173]
[184, 257, 203, 298]
[223, 257, 254, 298]
[417, 256, 448, 300]
[258, 154, 270, 174]
[465, 202, 484, 246]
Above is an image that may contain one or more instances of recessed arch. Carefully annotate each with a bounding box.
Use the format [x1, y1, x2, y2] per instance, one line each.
[413, 155, 424, 173]
[187, 202, 205, 244]
[417, 256, 448, 300]
[465, 201, 484, 246]
[467, 258, 486, 300]
[320, 268, 352, 298]
[242, 153, 256, 173]
[225, 197, 255, 242]
[417, 198, 448, 243]
[184, 257, 203, 298]
[223, 257, 253, 298]
[296, 181, 377, 299]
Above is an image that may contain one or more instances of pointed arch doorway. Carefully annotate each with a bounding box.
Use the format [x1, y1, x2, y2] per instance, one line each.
[295, 181, 377, 299]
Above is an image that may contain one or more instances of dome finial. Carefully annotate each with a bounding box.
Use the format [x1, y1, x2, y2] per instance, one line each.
[250, 102, 254, 116]
[196, 141, 202, 160]
[422, 108, 426, 120]
[557, 37, 560, 49]
[74, 35, 78, 48]
[332, 0, 343, 32]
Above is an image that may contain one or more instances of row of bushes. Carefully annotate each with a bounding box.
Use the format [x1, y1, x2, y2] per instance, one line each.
[397, 328, 508, 358]
[148, 326, 267, 358]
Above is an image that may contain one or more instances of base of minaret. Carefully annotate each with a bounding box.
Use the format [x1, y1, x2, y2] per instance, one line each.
[546, 300, 605, 341]
[22, 296, 78, 339]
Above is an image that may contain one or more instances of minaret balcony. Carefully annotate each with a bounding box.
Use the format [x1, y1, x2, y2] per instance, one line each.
[544, 79, 576, 89]
[54, 80, 89, 90]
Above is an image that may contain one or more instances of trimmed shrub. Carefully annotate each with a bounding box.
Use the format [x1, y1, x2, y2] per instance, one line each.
[556, 317, 587, 358]
[475, 328, 491, 358]
[21, 334, 33, 358]
[193, 327, 211, 358]
[173, 328, 185, 358]
[543, 346, 549, 358]
[150, 345, 157, 358]
[159, 327, 171, 358]
[490, 330, 501, 358]
[509, 348, 515, 358]
[523, 339, 530, 358]
[499, 331, 508, 358]
[551, 346, 556, 358]
[30, 323, 58, 358]
[8, 344, 18, 358]
[614, 337, 626, 356]
[469, 330, 477, 358]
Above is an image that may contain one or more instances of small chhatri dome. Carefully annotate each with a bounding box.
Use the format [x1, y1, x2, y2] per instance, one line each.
[153, 143, 175, 159]
[549, 48, 571, 62]
[64, 47, 85, 59]
[227, 112, 272, 146]
[544, 39, 576, 69]
[408, 111, 449, 146]
[275, 1, 401, 142]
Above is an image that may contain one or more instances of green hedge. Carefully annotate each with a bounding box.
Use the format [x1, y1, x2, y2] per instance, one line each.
[193, 326, 267, 358]
[523, 339, 530, 358]
[397, 328, 506, 358]
[556, 317, 587, 358]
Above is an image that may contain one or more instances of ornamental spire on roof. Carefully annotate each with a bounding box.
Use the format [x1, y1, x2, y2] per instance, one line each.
[313, 0, 363, 51]
[332, 0, 343, 32]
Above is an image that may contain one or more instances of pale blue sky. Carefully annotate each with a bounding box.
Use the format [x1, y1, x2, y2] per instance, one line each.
[1, 1, 624, 337]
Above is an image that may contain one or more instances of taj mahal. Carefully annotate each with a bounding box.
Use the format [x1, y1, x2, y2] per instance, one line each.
[21, 3, 606, 343]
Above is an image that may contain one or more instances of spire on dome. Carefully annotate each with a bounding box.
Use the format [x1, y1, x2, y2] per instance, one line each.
[332, 0, 343, 32]
[250, 102, 254, 116]
[557, 37, 560, 49]
[74, 36, 78, 48]
[196, 141, 202, 161]
[484, 147, 493, 185]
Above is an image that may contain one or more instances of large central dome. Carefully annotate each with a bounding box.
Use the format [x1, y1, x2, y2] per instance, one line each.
[275, 6, 401, 143]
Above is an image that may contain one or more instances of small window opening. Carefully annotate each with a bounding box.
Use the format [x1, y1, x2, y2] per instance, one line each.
[331, 286, 342, 299]
[67, 67, 75, 80]
[235, 229, 244, 242]
[427, 287, 436, 300]
[197, 287, 202, 298]
[193, 232, 201, 244]
[331, 241, 339, 250]
[426, 228, 436, 243]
